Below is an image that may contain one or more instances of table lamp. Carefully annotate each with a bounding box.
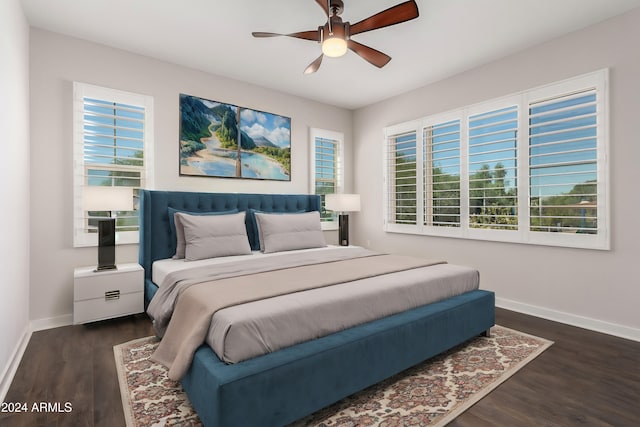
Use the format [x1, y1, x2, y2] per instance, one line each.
[325, 193, 360, 246]
[83, 186, 133, 271]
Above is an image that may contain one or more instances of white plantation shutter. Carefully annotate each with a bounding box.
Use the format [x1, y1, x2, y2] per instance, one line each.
[529, 89, 598, 234]
[424, 119, 461, 228]
[310, 128, 343, 229]
[315, 137, 338, 220]
[383, 69, 608, 249]
[386, 130, 418, 226]
[73, 83, 154, 247]
[467, 105, 518, 230]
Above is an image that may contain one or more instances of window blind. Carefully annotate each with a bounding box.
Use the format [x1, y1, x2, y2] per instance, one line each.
[387, 131, 418, 225]
[310, 128, 344, 229]
[83, 97, 145, 234]
[383, 70, 608, 249]
[314, 136, 339, 221]
[528, 89, 598, 234]
[73, 83, 153, 247]
[424, 120, 461, 227]
[468, 106, 518, 230]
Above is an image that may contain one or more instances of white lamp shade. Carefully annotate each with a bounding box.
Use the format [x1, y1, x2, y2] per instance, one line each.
[325, 193, 361, 213]
[83, 186, 134, 211]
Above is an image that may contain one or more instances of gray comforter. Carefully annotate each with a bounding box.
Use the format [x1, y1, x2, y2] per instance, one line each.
[148, 247, 479, 373]
[207, 262, 479, 363]
[147, 247, 381, 337]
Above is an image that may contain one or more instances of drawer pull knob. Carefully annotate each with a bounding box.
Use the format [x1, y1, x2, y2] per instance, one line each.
[105, 290, 120, 301]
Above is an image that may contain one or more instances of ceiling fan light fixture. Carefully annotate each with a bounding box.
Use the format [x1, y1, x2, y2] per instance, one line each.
[252, 0, 419, 73]
[322, 36, 348, 57]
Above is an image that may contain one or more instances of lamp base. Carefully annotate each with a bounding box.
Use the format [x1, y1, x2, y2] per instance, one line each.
[96, 218, 116, 271]
[94, 265, 118, 272]
[338, 214, 349, 246]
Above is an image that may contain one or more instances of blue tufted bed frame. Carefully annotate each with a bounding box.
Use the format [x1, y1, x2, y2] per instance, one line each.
[138, 189, 495, 427]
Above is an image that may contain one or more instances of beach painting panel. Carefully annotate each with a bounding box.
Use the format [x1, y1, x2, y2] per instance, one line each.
[179, 94, 291, 181]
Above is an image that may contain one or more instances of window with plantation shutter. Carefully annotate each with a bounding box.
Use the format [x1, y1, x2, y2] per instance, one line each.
[310, 128, 343, 230]
[386, 129, 418, 226]
[383, 69, 608, 250]
[468, 106, 518, 230]
[528, 89, 598, 235]
[424, 119, 461, 228]
[73, 82, 154, 247]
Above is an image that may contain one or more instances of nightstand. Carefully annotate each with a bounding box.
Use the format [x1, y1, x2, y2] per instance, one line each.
[73, 263, 144, 324]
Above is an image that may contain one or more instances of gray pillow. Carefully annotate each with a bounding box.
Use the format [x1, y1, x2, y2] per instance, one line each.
[177, 212, 251, 261]
[255, 211, 326, 254]
[170, 208, 239, 259]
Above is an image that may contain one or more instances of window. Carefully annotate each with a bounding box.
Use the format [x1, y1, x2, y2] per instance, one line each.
[73, 82, 154, 247]
[384, 70, 608, 250]
[425, 119, 461, 228]
[310, 128, 344, 230]
[528, 89, 598, 234]
[468, 106, 518, 230]
[387, 127, 418, 225]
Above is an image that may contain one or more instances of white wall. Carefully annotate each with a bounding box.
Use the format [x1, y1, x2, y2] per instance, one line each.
[353, 8, 640, 339]
[29, 29, 353, 324]
[0, 0, 31, 399]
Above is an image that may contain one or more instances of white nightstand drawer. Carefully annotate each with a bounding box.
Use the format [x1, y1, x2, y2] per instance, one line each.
[74, 264, 143, 301]
[73, 263, 144, 324]
[73, 291, 143, 324]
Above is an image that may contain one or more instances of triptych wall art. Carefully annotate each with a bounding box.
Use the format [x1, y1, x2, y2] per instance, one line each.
[179, 93, 291, 181]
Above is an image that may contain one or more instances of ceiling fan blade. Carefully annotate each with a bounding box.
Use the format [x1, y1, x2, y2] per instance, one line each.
[304, 54, 324, 74]
[350, 0, 419, 36]
[252, 30, 319, 41]
[314, 0, 329, 16]
[347, 40, 391, 68]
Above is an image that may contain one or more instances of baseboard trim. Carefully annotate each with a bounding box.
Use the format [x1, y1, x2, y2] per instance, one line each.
[30, 313, 73, 332]
[496, 297, 640, 342]
[0, 325, 32, 403]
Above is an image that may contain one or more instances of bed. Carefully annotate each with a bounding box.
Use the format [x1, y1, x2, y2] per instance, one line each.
[139, 189, 495, 427]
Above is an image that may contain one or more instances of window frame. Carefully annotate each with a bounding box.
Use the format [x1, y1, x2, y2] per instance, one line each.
[383, 69, 609, 250]
[310, 128, 344, 231]
[73, 82, 154, 247]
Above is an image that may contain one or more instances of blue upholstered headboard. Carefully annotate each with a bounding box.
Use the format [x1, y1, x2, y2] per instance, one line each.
[138, 190, 321, 286]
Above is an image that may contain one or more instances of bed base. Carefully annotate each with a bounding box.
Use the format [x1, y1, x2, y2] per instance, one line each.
[181, 289, 495, 427]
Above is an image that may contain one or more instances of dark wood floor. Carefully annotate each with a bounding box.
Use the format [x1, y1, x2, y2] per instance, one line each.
[1, 309, 638, 427]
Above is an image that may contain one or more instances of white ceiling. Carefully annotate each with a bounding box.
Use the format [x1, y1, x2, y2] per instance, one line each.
[21, 0, 640, 110]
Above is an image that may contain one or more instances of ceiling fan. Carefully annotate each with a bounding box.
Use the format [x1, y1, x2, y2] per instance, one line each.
[252, 0, 419, 74]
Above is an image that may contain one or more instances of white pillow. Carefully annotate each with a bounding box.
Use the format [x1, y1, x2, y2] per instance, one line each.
[178, 212, 251, 261]
[254, 211, 326, 254]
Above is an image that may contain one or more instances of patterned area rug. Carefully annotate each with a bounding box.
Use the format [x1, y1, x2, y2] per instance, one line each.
[114, 326, 552, 427]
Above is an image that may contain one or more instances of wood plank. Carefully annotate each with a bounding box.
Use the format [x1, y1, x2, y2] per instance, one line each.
[3, 310, 639, 426]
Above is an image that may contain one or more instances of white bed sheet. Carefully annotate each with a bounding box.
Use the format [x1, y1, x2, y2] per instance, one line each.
[152, 245, 345, 286]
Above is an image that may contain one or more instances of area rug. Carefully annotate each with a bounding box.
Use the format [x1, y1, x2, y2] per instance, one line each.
[114, 325, 552, 427]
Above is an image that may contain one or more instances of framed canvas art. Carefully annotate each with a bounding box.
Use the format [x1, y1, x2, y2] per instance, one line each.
[179, 93, 291, 181]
